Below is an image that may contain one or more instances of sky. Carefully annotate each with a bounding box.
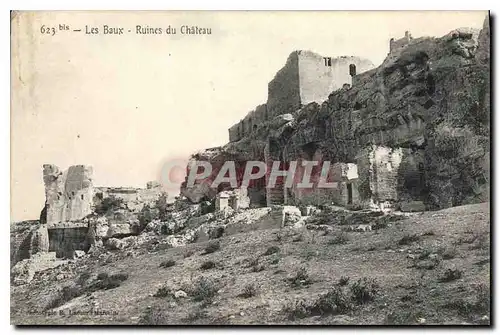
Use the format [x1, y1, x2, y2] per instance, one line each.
[11, 11, 487, 222]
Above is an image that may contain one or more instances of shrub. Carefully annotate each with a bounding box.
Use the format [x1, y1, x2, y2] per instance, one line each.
[350, 278, 379, 304]
[385, 310, 425, 325]
[275, 232, 283, 242]
[238, 283, 258, 298]
[139, 306, 169, 325]
[439, 268, 462, 282]
[328, 232, 349, 245]
[92, 271, 129, 291]
[110, 272, 129, 281]
[191, 277, 218, 302]
[181, 310, 208, 324]
[263, 246, 280, 256]
[311, 286, 353, 316]
[97, 272, 109, 281]
[200, 260, 216, 270]
[160, 259, 176, 268]
[245, 258, 265, 272]
[203, 241, 220, 254]
[288, 267, 312, 288]
[283, 300, 310, 320]
[418, 249, 433, 260]
[338, 276, 350, 286]
[398, 234, 420, 245]
[153, 285, 172, 298]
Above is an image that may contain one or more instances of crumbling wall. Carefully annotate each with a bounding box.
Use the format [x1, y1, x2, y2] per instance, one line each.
[299, 52, 375, 105]
[43, 164, 94, 227]
[267, 51, 301, 118]
[389, 31, 413, 53]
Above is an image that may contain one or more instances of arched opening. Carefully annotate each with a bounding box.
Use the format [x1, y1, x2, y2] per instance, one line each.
[349, 64, 357, 76]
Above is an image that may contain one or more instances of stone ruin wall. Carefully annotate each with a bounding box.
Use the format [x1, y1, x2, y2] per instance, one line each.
[298, 52, 375, 106]
[228, 51, 375, 145]
[42, 164, 94, 227]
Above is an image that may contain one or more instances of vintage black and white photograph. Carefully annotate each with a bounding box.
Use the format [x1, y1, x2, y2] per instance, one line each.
[10, 10, 490, 325]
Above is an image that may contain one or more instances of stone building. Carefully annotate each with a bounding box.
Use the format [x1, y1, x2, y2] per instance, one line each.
[389, 31, 413, 53]
[228, 50, 375, 143]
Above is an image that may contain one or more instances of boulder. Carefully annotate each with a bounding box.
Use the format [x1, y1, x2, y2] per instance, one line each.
[174, 290, 188, 299]
[106, 238, 126, 250]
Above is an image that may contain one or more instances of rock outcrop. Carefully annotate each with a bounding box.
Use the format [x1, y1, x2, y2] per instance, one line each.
[182, 20, 490, 211]
[42, 164, 94, 226]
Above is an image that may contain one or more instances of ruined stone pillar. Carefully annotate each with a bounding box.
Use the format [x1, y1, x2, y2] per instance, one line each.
[43, 164, 94, 226]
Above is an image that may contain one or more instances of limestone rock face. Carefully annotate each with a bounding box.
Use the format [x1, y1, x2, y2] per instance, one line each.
[10, 222, 49, 267]
[43, 164, 94, 226]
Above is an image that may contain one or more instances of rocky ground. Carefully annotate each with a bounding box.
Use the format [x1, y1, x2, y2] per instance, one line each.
[11, 202, 490, 325]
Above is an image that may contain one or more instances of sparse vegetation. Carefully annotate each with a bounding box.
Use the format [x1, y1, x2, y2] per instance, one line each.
[160, 259, 176, 268]
[288, 267, 312, 288]
[338, 276, 350, 286]
[418, 249, 433, 260]
[350, 277, 379, 304]
[422, 230, 435, 236]
[398, 234, 420, 245]
[440, 268, 463, 282]
[311, 286, 353, 316]
[444, 284, 489, 321]
[263, 246, 280, 256]
[91, 272, 129, 290]
[385, 310, 425, 325]
[153, 285, 172, 298]
[200, 260, 216, 270]
[328, 232, 349, 245]
[440, 246, 457, 260]
[203, 241, 220, 254]
[139, 306, 169, 325]
[244, 257, 266, 272]
[275, 232, 283, 242]
[190, 277, 218, 302]
[238, 283, 258, 298]
[283, 299, 310, 320]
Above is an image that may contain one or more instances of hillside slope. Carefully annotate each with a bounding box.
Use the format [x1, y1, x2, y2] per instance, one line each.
[11, 202, 490, 325]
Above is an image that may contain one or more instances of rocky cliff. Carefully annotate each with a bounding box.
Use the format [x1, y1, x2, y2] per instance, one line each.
[181, 18, 490, 211]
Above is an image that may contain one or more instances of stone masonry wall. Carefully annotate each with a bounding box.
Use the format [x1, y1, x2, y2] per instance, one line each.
[298, 52, 375, 106]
